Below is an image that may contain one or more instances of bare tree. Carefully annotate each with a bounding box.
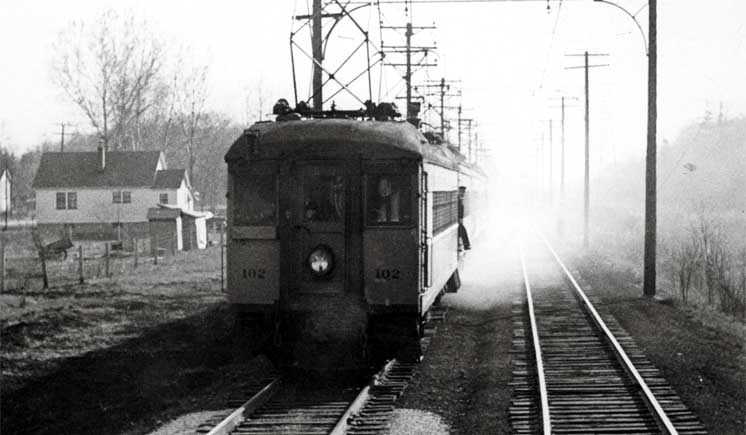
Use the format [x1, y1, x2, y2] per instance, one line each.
[175, 64, 209, 180]
[52, 10, 163, 151]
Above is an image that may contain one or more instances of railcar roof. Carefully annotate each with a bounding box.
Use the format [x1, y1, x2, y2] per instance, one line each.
[225, 118, 461, 169]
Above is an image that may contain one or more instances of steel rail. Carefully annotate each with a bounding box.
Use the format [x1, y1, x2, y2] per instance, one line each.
[539, 234, 679, 435]
[518, 241, 552, 435]
[329, 384, 372, 435]
[205, 377, 282, 435]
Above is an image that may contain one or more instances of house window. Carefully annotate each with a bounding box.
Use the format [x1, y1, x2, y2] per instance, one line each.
[56, 192, 66, 209]
[122, 191, 131, 204]
[57, 192, 77, 209]
[113, 191, 121, 204]
[159, 193, 168, 204]
[66, 192, 77, 209]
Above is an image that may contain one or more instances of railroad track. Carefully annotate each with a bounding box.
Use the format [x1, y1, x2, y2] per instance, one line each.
[199, 307, 442, 435]
[511, 235, 706, 434]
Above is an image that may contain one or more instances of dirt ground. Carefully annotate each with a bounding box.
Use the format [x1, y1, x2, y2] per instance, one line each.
[390, 229, 521, 435]
[0, 246, 275, 435]
[2, 230, 744, 434]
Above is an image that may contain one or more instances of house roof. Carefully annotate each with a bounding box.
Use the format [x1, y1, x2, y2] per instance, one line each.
[153, 169, 186, 188]
[32, 151, 174, 189]
[147, 207, 181, 220]
[150, 204, 212, 220]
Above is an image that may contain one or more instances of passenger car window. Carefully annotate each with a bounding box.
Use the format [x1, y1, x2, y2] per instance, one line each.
[233, 175, 276, 226]
[367, 175, 412, 225]
[303, 175, 344, 222]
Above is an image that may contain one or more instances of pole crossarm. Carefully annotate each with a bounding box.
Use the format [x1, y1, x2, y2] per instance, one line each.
[565, 64, 610, 69]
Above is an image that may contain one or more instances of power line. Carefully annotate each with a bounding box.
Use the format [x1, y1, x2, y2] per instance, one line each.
[537, 0, 564, 92]
[353, 0, 584, 3]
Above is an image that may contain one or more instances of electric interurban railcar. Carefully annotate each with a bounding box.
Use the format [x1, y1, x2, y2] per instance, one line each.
[224, 112, 486, 365]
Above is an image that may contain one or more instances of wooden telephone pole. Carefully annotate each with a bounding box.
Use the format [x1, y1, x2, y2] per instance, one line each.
[593, 0, 658, 296]
[312, 0, 323, 110]
[566, 52, 609, 249]
[644, 0, 657, 296]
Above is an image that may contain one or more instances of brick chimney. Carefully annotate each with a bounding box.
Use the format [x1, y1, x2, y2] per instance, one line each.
[97, 145, 106, 171]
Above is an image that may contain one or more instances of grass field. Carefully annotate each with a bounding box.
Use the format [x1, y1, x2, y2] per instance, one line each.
[1, 243, 247, 435]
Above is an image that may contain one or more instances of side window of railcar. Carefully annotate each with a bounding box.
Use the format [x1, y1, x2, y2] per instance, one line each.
[233, 174, 276, 226]
[366, 175, 412, 226]
[303, 175, 344, 222]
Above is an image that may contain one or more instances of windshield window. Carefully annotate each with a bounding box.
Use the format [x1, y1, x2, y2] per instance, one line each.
[303, 175, 345, 222]
[233, 174, 276, 226]
[367, 174, 412, 225]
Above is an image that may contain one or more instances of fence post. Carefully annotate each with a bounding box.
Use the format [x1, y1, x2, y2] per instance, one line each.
[1, 232, 6, 293]
[220, 222, 225, 292]
[133, 238, 138, 269]
[31, 229, 48, 289]
[78, 244, 84, 284]
[105, 242, 110, 277]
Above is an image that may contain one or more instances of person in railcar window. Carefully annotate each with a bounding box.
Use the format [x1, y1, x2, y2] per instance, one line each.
[368, 175, 410, 225]
[304, 175, 344, 222]
[376, 177, 400, 223]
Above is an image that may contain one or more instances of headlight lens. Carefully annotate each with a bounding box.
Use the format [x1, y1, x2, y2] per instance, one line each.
[307, 245, 335, 277]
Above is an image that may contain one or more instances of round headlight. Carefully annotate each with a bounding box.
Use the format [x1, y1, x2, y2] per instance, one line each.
[307, 245, 335, 277]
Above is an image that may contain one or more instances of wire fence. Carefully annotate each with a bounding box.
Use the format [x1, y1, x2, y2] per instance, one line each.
[0, 227, 225, 292]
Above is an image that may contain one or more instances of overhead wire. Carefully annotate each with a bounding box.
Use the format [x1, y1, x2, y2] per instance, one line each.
[537, 0, 564, 92]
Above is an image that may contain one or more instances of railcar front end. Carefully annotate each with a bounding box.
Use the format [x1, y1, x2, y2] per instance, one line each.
[225, 119, 458, 365]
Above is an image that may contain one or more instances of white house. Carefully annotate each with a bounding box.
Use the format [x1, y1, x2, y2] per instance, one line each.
[32, 147, 194, 241]
[0, 168, 10, 215]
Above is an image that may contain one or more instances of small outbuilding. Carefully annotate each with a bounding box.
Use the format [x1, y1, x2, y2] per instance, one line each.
[147, 205, 212, 254]
[181, 209, 213, 251]
[147, 207, 182, 256]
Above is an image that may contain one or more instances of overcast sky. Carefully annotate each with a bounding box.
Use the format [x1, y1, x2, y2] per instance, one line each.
[1, 0, 744, 183]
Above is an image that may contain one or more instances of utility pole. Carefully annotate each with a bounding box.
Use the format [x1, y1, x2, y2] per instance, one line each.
[466, 119, 473, 162]
[539, 119, 557, 206]
[457, 105, 462, 151]
[420, 78, 460, 139]
[456, 112, 474, 157]
[566, 52, 609, 249]
[382, 20, 436, 123]
[549, 119, 553, 205]
[53, 122, 74, 152]
[644, 0, 657, 296]
[583, 52, 589, 248]
[406, 22, 412, 119]
[549, 96, 578, 204]
[592, 0, 657, 296]
[311, 0, 323, 110]
[560, 98, 566, 197]
[439, 79, 447, 137]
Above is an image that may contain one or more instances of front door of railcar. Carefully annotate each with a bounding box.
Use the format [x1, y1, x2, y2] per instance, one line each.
[289, 162, 348, 293]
